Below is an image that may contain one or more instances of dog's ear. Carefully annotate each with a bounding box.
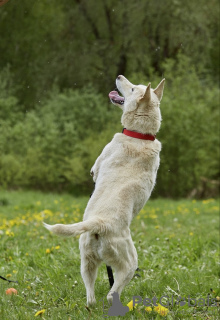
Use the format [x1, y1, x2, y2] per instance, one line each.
[154, 79, 165, 102]
[139, 82, 151, 103]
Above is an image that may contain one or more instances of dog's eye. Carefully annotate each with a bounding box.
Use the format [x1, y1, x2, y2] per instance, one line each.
[132, 88, 134, 92]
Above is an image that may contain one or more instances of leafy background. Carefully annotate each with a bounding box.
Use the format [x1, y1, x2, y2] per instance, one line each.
[0, 0, 219, 197]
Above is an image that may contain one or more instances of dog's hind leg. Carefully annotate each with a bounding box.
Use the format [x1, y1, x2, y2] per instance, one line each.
[81, 256, 100, 306]
[106, 237, 138, 305]
[106, 264, 137, 305]
[80, 235, 101, 306]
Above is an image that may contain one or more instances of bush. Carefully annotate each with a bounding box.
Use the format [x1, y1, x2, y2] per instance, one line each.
[155, 55, 219, 197]
[0, 57, 219, 197]
[0, 85, 120, 192]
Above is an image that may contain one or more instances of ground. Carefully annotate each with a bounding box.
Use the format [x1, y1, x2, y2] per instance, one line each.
[0, 190, 219, 319]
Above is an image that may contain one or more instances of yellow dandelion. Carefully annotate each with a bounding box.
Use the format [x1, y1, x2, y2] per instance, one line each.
[25, 253, 29, 256]
[155, 225, 160, 229]
[35, 309, 46, 317]
[189, 232, 193, 236]
[203, 199, 215, 204]
[55, 245, 60, 250]
[127, 300, 134, 311]
[43, 209, 53, 216]
[145, 306, 152, 313]
[193, 208, 200, 214]
[149, 214, 158, 219]
[6, 274, 12, 278]
[13, 270, 17, 274]
[211, 206, 219, 211]
[46, 248, 51, 254]
[127, 300, 137, 311]
[5, 230, 14, 237]
[154, 303, 169, 316]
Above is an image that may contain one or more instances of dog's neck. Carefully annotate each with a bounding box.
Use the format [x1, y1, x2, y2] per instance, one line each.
[122, 128, 156, 141]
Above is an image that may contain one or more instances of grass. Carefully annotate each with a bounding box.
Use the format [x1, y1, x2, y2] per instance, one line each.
[0, 190, 219, 319]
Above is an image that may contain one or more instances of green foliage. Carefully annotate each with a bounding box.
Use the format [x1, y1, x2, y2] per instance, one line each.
[0, 55, 219, 197]
[0, 0, 218, 103]
[0, 83, 119, 192]
[0, 66, 22, 123]
[0, 1, 219, 197]
[157, 55, 219, 197]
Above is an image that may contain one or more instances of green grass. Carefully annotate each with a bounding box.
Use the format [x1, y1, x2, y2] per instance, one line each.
[0, 190, 219, 319]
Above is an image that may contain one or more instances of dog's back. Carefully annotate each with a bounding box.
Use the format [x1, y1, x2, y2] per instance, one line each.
[84, 133, 161, 227]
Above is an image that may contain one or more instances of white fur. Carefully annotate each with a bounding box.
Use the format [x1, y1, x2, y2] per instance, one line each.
[44, 75, 165, 306]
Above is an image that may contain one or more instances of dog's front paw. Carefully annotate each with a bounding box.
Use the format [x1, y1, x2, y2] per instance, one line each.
[90, 168, 97, 182]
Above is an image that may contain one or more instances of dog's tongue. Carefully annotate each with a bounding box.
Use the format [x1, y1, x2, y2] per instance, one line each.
[109, 91, 124, 103]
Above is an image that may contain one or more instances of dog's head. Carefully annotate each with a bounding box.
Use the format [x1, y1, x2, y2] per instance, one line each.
[109, 75, 165, 135]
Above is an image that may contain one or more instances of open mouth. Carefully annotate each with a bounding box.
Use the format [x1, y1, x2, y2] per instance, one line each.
[108, 90, 125, 106]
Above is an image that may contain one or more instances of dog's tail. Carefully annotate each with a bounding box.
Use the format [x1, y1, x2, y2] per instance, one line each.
[43, 217, 109, 237]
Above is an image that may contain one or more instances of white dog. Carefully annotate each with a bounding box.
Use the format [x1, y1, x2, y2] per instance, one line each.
[44, 75, 165, 306]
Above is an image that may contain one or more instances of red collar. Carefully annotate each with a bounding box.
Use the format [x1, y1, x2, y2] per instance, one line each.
[122, 128, 156, 141]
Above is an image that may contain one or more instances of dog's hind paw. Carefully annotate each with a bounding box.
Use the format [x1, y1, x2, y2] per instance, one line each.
[87, 297, 96, 307]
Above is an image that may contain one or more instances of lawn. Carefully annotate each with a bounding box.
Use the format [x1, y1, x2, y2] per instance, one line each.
[0, 190, 219, 319]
